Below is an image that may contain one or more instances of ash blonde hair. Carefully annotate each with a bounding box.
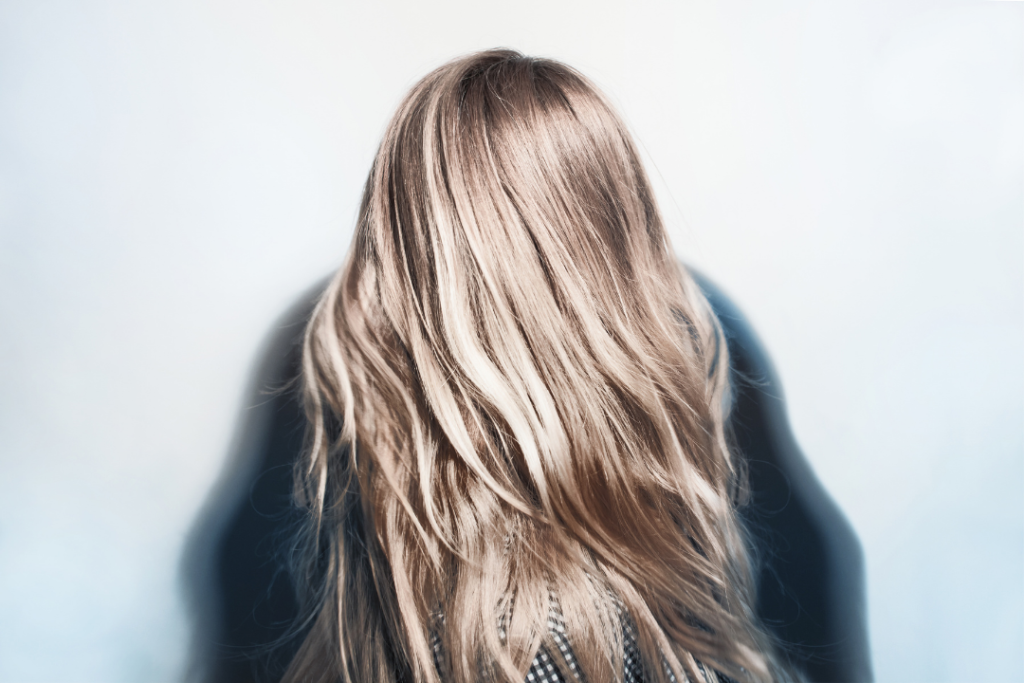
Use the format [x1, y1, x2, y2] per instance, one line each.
[286, 50, 789, 683]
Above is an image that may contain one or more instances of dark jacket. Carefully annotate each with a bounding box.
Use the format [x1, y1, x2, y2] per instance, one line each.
[184, 275, 872, 683]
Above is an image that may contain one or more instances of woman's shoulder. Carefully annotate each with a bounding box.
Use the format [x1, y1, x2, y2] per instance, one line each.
[685, 266, 873, 683]
[686, 266, 773, 386]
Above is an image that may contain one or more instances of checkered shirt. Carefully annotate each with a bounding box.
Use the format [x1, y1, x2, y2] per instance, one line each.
[433, 597, 725, 683]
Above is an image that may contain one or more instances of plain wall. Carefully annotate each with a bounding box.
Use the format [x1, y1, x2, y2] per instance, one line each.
[0, 0, 1020, 680]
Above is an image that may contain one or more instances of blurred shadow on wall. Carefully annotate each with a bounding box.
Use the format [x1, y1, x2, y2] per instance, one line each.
[181, 274, 873, 683]
[181, 280, 326, 683]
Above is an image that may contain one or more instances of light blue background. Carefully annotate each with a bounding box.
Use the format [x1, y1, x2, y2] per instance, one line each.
[0, 1, 1021, 680]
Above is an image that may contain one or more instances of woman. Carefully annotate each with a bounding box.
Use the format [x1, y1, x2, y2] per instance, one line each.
[284, 50, 813, 683]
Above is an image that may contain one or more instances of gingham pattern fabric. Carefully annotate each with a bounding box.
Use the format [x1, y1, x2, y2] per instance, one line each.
[524, 596, 579, 683]
[433, 597, 724, 683]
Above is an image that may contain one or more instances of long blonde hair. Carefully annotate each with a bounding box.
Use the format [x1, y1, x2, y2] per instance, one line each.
[286, 50, 788, 683]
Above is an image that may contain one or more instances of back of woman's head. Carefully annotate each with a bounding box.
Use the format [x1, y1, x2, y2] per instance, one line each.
[289, 49, 788, 683]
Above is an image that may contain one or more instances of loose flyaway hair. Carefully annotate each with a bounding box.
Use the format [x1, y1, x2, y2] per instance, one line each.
[286, 50, 794, 683]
